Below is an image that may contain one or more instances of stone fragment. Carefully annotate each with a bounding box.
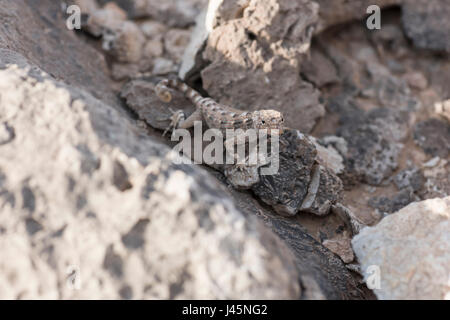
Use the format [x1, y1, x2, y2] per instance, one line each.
[368, 189, 416, 214]
[403, 71, 428, 90]
[402, 0, 450, 53]
[139, 20, 167, 38]
[73, 0, 99, 15]
[352, 197, 450, 300]
[323, 236, 354, 264]
[435, 100, 450, 122]
[393, 167, 425, 192]
[102, 21, 146, 63]
[413, 118, 450, 159]
[152, 57, 177, 75]
[337, 108, 409, 185]
[84, 2, 128, 37]
[143, 38, 164, 58]
[164, 29, 192, 63]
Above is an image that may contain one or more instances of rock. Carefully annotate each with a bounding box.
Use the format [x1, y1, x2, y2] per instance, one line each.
[331, 204, 365, 236]
[413, 118, 450, 158]
[352, 197, 450, 299]
[435, 100, 450, 122]
[0, 0, 119, 107]
[301, 47, 339, 87]
[152, 57, 177, 75]
[181, 0, 324, 133]
[102, 21, 146, 63]
[139, 20, 167, 38]
[368, 189, 416, 214]
[365, 62, 421, 111]
[111, 63, 141, 81]
[0, 122, 15, 145]
[299, 165, 343, 216]
[337, 108, 409, 185]
[164, 29, 192, 63]
[313, 137, 345, 175]
[122, 82, 343, 217]
[130, 0, 208, 28]
[323, 236, 354, 264]
[214, 179, 367, 299]
[250, 130, 314, 216]
[143, 38, 164, 58]
[84, 2, 128, 37]
[393, 167, 424, 192]
[178, 8, 210, 80]
[422, 158, 450, 199]
[0, 50, 301, 299]
[403, 71, 428, 90]
[121, 78, 196, 131]
[73, 0, 99, 15]
[402, 0, 450, 53]
[315, 0, 403, 32]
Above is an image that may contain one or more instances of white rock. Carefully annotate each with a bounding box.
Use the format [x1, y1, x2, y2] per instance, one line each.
[352, 197, 450, 300]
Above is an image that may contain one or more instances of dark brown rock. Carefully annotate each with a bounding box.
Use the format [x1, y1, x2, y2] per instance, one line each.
[402, 0, 450, 53]
[413, 118, 450, 158]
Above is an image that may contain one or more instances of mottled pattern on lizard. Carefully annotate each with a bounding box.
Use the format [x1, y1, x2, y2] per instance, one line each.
[155, 79, 284, 135]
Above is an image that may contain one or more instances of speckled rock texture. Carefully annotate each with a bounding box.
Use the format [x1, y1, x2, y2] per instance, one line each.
[352, 197, 450, 300]
[0, 50, 302, 299]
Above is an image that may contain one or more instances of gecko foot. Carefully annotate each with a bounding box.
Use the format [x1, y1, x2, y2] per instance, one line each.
[162, 109, 185, 137]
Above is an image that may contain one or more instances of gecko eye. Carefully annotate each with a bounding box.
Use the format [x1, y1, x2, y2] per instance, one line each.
[261, 120, 266, 124]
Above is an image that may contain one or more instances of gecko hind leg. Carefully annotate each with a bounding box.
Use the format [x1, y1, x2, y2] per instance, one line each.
[162, 109, 185, 137]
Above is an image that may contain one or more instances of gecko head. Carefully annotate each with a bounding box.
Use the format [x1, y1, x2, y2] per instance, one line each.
[252, 110, 284, 134]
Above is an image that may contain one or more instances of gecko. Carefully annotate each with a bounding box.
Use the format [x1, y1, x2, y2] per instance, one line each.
[155, 78, 284, 136]
[155, 78, 284, 170]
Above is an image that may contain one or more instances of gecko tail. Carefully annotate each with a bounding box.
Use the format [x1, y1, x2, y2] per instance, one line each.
[155, 80, 173, 103]
[155, 79, 203, 105]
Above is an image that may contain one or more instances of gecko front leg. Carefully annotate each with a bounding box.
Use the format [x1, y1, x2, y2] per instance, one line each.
[163, 109, 203, 137]
[224, 131, 259, 169]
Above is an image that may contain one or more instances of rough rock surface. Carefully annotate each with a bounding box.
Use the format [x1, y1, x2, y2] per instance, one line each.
[0, 51, 300, 299]
[210, 172, 367, 299]
[315, 0, 403, 32]
[0, 0, 369, 300]
[322, 236, 354, 264]
[352, 197, 450, 300]
[99, 0, 208, 27]
[183, 0, 324, 133]
[402, 0, 450, 53]
[0, 0, 119, 107]
[413, 118, 450, 159]
[337, 108, 410, 185]
[122, 83, 344, 217]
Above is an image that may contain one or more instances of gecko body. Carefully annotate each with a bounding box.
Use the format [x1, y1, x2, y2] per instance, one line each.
[155, 79, 284, 135]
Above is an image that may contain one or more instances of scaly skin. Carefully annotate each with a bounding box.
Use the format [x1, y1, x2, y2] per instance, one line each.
[155, 79, 284, 135]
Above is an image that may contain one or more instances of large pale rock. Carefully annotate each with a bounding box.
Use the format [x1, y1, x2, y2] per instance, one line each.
[181, 0, 324, 133]
[352, 197, 450, 300]
[0, 51, 300, 299]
